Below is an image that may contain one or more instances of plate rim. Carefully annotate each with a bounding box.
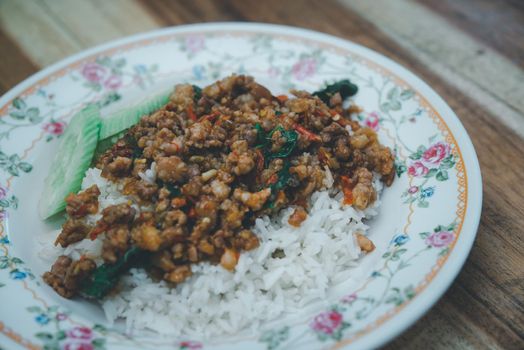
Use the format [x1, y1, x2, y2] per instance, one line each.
[0, 22, 483, 350]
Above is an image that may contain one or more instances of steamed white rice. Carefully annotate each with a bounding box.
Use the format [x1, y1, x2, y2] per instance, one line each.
[40, 165, 382, 338]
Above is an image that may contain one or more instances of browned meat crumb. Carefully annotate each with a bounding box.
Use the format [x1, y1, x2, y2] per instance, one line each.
[164, 265, 192, 284]
[134, 180, 158, 201]
[227, 140, 256, 175]
[101, 203, 136, 224]
[352, 168, 377, 211]
[63, 258, 97, 291]
[55, 219, 91, 247]
[92, 203, 136, 263]
[43, 256, 96, 298]
[65, 185, 100, 218]
[356, 233, 375, 253]
[156, 156, 188, 183]
[132, 224, 162, 252]
[220, 248, 239, 271]
[233, 229, 259, 251]
[288, 207, 308, 227]
[43, 256, 72, 297]
[233, 188, 271, 211]
[102, 225, 130, 263]
[103, 156, 133, 178]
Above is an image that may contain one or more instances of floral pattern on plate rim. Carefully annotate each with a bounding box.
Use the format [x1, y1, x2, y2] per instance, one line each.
[0, 29, 467, 350]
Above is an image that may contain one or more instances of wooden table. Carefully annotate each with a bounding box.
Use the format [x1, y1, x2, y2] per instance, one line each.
[0, 0, 522, 349]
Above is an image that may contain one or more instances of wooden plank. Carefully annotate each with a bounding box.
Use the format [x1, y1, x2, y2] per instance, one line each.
[89, 0, 160, 34]
[0, 30, 38, 95]
[38, 0, 159, 47]
[138, 0, 239, 24]
[0, 0, 160, 68]
[339, 0, 524, 139]
[0, 0, 82, 67]
[417, 0, 524, 68]
[387, 293, 505, 350]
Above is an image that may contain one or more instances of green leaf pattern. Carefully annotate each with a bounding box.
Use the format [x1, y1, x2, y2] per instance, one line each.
[0, 150, 32, 176]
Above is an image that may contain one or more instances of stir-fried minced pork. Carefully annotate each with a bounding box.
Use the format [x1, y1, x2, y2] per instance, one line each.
[44, 75, 394, 298]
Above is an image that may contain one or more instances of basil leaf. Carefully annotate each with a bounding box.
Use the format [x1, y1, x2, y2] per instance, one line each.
[313, 79, 358, 105]
[166, 183, 181, 197]
[267, 127, 298, 161]
[192, 85, 202, 102]
[255, 123, 268, 147]
[271, 161, 291, 192]
[254, 124, 298, 165]
[80, 247, 147, 299]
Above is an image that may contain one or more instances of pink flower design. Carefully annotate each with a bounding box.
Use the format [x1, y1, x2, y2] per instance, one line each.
[64, 341, 93, 350]
[0, 186, 6, 200]
[81, 63, 107, 84]
[311, 311, 343, 335]
[408, 161, 429, 177]
[43, 121, 66, 136]
[267, 67, 280, 78]
[341, 293, 357, 303]
[364, 112, 380, 131]
[422, 142, 450, 167]
[104, 75, 122, 90]
[426, 231, 455, 248]
[179, 341, 203, 350]
[185, 35, 205, 54]
[292, 58, 316, 80]
[56, 313, 68, 321]
[67, 327, 92, 340]
[408, 186, 419, 194]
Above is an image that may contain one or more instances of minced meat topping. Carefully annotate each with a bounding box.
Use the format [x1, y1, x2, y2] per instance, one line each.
[44, 75, 394, 298]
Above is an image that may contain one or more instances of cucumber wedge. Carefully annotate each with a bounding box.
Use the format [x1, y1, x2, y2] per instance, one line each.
[39, 105, 101, 219]
[99, 90, 171, 140]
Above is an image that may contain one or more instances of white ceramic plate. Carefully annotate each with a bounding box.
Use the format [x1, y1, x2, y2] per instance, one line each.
[0, 23, 481, 350]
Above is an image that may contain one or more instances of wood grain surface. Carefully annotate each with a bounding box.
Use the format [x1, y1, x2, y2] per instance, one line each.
[0, 0, 522, 349]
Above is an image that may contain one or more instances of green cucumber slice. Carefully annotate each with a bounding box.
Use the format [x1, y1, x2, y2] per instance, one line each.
[99, 90, 171, 140]
[39, 105, 101, 219]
